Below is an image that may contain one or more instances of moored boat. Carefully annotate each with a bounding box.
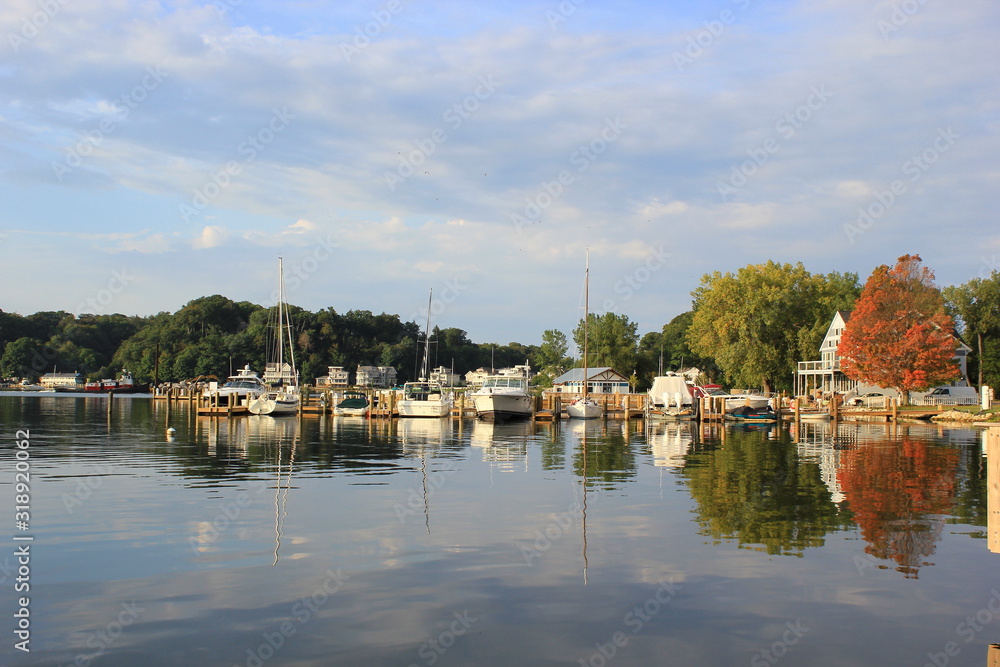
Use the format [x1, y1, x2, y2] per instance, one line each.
[248, 258, 300, 416]
[567, 249, 602, 420]
[647, 373, 696, 420]
[84, 370, 149, 393]
[334, 391, 370, 416]
[398, 289, 455, 418]
[471, 373, 532, 422]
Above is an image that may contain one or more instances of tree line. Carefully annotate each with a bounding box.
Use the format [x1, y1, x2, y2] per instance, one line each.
[2, 256, 998, 392]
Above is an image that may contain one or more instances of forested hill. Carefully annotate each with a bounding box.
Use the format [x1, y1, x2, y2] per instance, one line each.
[0, 294, 543, 385]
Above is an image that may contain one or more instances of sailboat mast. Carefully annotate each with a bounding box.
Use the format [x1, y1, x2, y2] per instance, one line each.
[420, 288, 433, 381]
[277, 257, 284, 374]
[583, 248, 589, 400]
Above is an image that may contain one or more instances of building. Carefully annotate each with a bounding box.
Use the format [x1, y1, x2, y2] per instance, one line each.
[549, 367, 631, 394]
[315, 366, 349, 389]
[356, 365, 397, 388]
[795, 310, 972, 397]
[429, 366, 461, 387]
[39, 371, 84, 390]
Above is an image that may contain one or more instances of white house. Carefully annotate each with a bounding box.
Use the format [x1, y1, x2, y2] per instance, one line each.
[549, 367, 631, 394]
[356, 365, 397, 388]
[315, 366, 349, 389]
[796, 310, 972, 397]
[429, 366, 461, 387]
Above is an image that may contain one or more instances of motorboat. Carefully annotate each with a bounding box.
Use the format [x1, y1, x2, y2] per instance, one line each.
[209, 365, 266, 401]
[647, 373, 696, 419]
[471, 373, 532, 422]
[334, 391, 370, 416]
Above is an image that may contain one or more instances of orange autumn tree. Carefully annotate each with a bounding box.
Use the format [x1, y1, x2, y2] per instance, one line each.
[838, 255, 959, 402]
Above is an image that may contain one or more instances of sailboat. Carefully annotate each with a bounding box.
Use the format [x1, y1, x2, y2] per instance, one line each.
[397, 289, 454, 418]
[567, 249, 602, 419]
[248, 258, 300, 416]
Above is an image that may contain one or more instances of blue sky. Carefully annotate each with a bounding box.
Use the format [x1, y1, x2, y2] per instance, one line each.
[1, 0, 997, 346]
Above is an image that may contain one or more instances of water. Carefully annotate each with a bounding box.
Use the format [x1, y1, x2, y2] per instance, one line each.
[1, 395, 998, 666]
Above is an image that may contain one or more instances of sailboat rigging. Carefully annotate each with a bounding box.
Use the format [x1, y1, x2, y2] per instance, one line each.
[567, 248, 602, 419]
[249, 258, 300, 416]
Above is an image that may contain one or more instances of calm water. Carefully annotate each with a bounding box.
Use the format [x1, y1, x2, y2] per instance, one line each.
[1, 395, 998, 666]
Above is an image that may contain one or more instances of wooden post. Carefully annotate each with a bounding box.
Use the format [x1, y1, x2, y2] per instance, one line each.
[989, 429, 1000, 554]
[891, 398, 898, 424]
[554, 396, 561, 420]
[794, 397, 801, 422]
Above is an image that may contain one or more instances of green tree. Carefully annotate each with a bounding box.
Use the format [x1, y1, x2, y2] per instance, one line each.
[944, 271, 1000, 389]
[687, 262, 859, 393]
[572, 312, 638, 375]
[537, 329, 570, 374]
[1, 337, 48, 381]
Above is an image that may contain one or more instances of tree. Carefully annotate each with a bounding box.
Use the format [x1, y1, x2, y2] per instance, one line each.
[687, 262, 859, 393]
[944, 271, 1000, 389]
[838, 255, 960, 401]
[572, 312, 638, 375]
[537, 329, 570, 374]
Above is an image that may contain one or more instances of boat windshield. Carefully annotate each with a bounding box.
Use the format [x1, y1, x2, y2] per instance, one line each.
[404, 383, 441, 400]
[483, 377, 526, 390]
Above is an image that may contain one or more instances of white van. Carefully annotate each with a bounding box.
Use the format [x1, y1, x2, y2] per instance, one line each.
[923, 386, 979, 406]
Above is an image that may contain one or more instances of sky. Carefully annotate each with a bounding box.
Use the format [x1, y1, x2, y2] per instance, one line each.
[1, 0, 997, 347]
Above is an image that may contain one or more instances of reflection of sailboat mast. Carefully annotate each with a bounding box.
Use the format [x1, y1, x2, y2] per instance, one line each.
[272, 435, 297, 566]
[421, 451, 430, 535]
[582, 427, 589, 585]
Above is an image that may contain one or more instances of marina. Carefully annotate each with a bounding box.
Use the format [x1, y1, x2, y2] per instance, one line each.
[3, 392, 1000, 666]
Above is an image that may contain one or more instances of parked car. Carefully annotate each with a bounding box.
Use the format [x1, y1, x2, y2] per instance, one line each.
[922, 386, 979, 406]
[849, 392, 887, 408]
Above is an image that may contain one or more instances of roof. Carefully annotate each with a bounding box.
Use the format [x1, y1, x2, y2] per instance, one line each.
[552, 367, 628, 384]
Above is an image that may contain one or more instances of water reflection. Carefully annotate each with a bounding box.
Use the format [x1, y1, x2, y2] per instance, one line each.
[681, 424, 854, 556]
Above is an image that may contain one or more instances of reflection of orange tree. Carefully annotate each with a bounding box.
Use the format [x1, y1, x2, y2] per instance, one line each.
[682, 431, 850, 556]
[838, 439, 959, 579]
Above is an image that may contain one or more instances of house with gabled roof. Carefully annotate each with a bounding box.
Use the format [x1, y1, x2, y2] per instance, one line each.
[796, 310, 972, 397]
[550, 367, 631, 394]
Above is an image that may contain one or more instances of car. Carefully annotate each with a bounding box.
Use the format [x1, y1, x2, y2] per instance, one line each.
[849, 392, 887, 408]
[923, 386, 979, 406]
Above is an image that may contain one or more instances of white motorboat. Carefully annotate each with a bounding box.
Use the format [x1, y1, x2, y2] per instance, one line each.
[398, 289, 454, 418]
[647, 373, 696, 419]
[209, 365, 266, 401]
[248, 258, 300, 416]
[567, 249, 602, 420]
[471, 373, 532, 422]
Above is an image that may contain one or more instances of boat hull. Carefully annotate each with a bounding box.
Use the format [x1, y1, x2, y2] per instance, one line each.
[566, 399, 601, 419]
[472, 392, 531, 422]
[397, 400, 452, 418]
[248, 392, 299, 416]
